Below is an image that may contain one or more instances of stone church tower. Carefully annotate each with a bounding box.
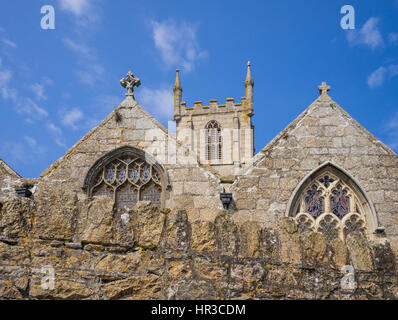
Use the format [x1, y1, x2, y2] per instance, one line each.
[173, 62, 255, 179]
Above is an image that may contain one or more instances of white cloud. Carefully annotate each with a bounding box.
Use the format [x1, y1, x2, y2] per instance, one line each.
[387, 113, 398, 131]
[63, 38, 93, 59]
[367, 67, 387, 88]
[23, 136, 46, 155]
[1, 87, 17, 102]
[367, 64, 398, 88]
[0, 63, 49, 120]
[151, 20, 207, 72]
[384, 111, 398, 152]
[347, 17, 384, 50]
[2, 137, 45, 162]
[58, 0, 100, 28]
[0, 27, 16, 48]
[63, 38, 105, 86]
[24, 136, 37, 148]
[2, 141, 25, 162]
[0, 69, 12, 87]
[61, 108, 84, 130]
[16, 98, 48, 122]
[47, 122, 67, 148]
[136, 86, 174, 121]
[0, 64, 19, 103]
[2, 38, 16, 48]
[389, 33, 398, 44]
[75, 64, 104, 86]
[94, 94, 122, 111]
[29, 83, 47, 101]
[59, 0, 91, 16]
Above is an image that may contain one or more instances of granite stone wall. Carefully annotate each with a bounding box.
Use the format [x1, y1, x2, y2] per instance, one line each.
[0, 197, 396, 300]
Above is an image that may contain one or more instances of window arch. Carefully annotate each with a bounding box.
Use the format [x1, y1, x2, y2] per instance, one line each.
[205, 120, 222, 161]
[286, 162, 382, 241]
[83, 146, 169, 210]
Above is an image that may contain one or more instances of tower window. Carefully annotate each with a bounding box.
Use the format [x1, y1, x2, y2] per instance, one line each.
[205, 120, 222, 161]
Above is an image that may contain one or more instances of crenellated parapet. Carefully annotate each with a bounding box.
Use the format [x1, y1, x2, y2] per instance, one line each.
[177, 96, 252, 117]
[173, 62, 254, 122]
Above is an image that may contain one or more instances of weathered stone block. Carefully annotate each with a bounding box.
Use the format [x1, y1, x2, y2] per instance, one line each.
[0, 198, 34, 239]
[35, 185, 78, 241]
[238, 221, 261, 257]
[191, 220, 216, 252]
[134, 201, 166, 249]
[346, 233, 373, 272]
[76, 197, 114, 244]
[300, 232, 327, 267]
[279, 217, 301, 265]
[215, 213, 238, 256]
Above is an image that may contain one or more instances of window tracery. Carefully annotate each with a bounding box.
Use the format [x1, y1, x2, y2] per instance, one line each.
[84, 146, 167, 211]
[291, 170, 369, 241]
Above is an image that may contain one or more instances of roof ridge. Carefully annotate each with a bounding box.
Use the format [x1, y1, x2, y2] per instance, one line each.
[0, 158, 22, 178]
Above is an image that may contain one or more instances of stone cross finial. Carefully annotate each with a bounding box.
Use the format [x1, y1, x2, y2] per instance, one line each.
[318, 82, 330, 97]
[120, 71, 141, 97]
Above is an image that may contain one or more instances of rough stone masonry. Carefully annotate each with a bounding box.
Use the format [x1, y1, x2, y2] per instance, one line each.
[0, 66, 397, 300]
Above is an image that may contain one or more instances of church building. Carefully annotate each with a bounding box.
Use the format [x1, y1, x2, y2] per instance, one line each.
[0, 63, 397, 300]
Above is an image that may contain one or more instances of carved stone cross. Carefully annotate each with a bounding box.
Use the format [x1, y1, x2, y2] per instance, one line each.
[120, 71, 141, 97]
[318, 82, 330, 97]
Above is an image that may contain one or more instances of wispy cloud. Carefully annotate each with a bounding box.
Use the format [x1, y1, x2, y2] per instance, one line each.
[1, 86, 17, 102]
[0, 28, 17, 49]
[62, 38, 105, 86]
[60, 108, 84, 130]
[24, 136, 45, 155]
[346, 17, 384, 50]
[136, 86, 174, 121]
[47, 122, 67, 148]
[93, 94, 121, 111]
[0, 68, 12, 87]
[384, 111, 398, 151]
[63, 38, 93, 59]
[0, 63, 18, 102]
[2, 137, 45, 163]
[59, 0, 91, 16]
[389, 33, 398, 44]
[75, 64, 104, 86]
[0, 57, 50, 121]
[0, 60, 21, 107]
[2, 38, 16, 48]
[151, 20, 207, 73]
[16, 98, 49, 122]
[58, 0, 100, 27]
[367, 64, 398, 88]
[29, 83, 47, 101]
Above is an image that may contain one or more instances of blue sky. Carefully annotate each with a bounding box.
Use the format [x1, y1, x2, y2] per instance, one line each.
[0, 0, 397, 177]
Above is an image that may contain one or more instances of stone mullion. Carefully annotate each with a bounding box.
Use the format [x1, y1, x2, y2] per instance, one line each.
[324, 190, 331, 214]
[348, 193, 355, 214]
[300, 197, 306, 214]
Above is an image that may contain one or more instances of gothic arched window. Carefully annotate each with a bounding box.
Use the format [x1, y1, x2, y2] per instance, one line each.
[83, 146, 169, 211]
[205, 120, 222, 161]
[286, 163, 382, 241]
